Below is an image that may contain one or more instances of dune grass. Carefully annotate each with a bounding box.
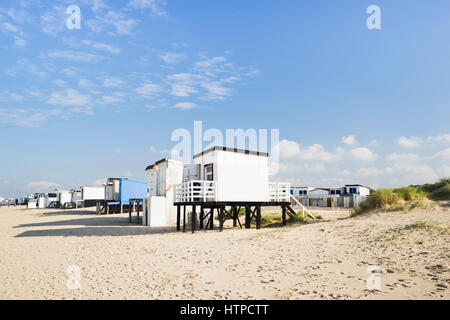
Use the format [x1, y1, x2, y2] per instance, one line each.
[429, 184, 450, 200]
[352, 178, 449, 216]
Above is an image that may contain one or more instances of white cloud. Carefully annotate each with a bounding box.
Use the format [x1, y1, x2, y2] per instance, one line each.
[276, 139, 338, 162]
[92, 178, 106, 187]
[428, 134, 450, 143]
[357, 167, 383, 177]
[1, 21, 19, 33]
[159, 52, 187, 64]
[103, 77, 124, 87]
[276, 139, 301, 158]
[40, 5, 66, 36]
[0, 108, 60, 128]
[82, 40, 121, 54]
[433, 148, 450, 161]
[98, 95, 124, 105]
[53, 79, 67, 87]
[397, 136, 421, 148]
[385, 153, 420, 163]
[350, 147, 378, 161]
[135, 82, 163, 98]
[201, 81, 231, 100]
[341, 135, 357, 145]
[47, 89, 91, 107]
[48, 50, 103, 63]
[437, 166, 450, 178]
[10, 93, 25, 101]
[26, 181, 60, 191]
[128, 0, 167, 16]
[14, 36, 26, 46]
[167, 73, 201, 97]
[174, 102, 197, 110]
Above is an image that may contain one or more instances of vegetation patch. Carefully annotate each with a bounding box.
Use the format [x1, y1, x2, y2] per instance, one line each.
[352, 178, 448, 216]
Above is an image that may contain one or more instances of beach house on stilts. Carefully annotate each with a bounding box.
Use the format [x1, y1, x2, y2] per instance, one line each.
[143, 146, 308, 232]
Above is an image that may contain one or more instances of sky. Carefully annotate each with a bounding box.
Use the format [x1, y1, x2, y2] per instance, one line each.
[0, 0, 449, 199]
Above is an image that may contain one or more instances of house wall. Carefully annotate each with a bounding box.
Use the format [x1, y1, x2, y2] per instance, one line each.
[194, 150, 269, 202]
[309, 189, 329, 198]
[82, 187, 104, 200]
[119, 180, 147, 205]
[146, 160, 185, 224]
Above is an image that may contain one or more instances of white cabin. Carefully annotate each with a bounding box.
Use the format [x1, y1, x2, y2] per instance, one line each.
[56, 190, 72, 208]
[143, 147, 290, 227]
[345, 184, 370, 197]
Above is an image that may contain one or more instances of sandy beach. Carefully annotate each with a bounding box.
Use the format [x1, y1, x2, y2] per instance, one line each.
[0, 203, 448, 300]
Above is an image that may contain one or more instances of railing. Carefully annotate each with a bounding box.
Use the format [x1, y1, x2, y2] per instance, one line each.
[268, 182, 291, 202]
[174, 180, 216, 203]
[289, 194, 316, 219]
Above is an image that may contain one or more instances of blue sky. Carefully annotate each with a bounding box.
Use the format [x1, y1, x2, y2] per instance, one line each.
[1, 0, 449, 198]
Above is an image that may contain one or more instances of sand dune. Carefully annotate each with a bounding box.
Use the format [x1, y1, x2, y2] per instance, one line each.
[0, 203, 448, 300]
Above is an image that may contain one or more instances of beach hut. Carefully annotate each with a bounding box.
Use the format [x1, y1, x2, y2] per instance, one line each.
[143, 159, 191, 227]
[27, 199, 38, 209]
[104, 178, 147, 214]
[70, 189, 82, 208]
[81, 187, 104, 207]
[55, 190, 72, 208]
[143, 146, 300, 232]
[70, 187, 104, 208]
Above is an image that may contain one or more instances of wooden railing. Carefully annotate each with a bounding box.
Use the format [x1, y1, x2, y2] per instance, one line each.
[174, 180, 216, 203]
[268, 182, 291, 202]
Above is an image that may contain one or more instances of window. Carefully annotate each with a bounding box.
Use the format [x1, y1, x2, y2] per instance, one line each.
[204, 164, 214, 181]
[336, 190, 341, 195]
[331, 190, 336, 195]
[349, 188, 357, 194]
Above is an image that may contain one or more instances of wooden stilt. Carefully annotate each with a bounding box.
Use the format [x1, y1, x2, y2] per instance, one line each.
[199, 206, 204, 229]
[282, 205, 287, 226]
[233, 206, 237, 227]
[128, 202, 132, 223]
[256, 205, 261, 230]
[209, 208, 214, 230]
[191, 205, 196, 233]
[219, 206, 224, 231]
[245, 205, 251, 229]
[176, 205, 181, 231]
[136, 202, 140, 225]
[183, 205, 186, 233]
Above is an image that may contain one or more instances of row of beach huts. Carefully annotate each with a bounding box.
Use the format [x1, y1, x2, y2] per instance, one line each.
[1, 146, 370, 232]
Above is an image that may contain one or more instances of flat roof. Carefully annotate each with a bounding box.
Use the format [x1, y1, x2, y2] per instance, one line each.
[193, 146, 269, 159]
[345, 184, 370, 188]
[145, 158, 168, 171]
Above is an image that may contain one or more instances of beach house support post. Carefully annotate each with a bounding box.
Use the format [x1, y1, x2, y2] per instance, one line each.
[176, 205, 181, 231]
[183, 205, 186, 233]
[191, 205, 197, 233]
[232, 206, 237, 227]
[256, 205, 261, 229]
[282, 206, 287, 226]
[199, 206, 204, 229]
[219, 206, 225, 231]
[245, 205, 251, 229]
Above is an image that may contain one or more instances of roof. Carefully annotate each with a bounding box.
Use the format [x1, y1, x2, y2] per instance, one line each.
[145, 158, 168, 171]
[345, 184, 370, 188]
[193, 146, 269, 159]
[310, 188, 331, 192]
